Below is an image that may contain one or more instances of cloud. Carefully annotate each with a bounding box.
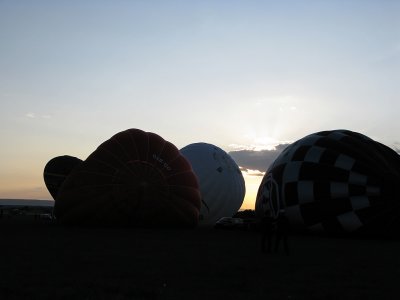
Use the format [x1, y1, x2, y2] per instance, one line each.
[239, 167, 265, 177]
[24, 112, 52, 119]
[229, 144, 289, 172]
[25, 112, 36, 118]
[232, 142, 400, 173]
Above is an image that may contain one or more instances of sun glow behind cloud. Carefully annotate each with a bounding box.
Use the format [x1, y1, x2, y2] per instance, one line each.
[229, 138, 291, 152]
[224, 94, 296, 211]
[229, 143, 291, 210]
[240, 168, 265, 210]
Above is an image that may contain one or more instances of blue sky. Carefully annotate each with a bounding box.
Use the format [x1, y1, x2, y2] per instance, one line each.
[0, 1, 399, 208]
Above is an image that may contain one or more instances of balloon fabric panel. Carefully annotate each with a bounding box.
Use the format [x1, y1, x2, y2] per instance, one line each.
[54, 129, 201, 227]
[256, 129, 400, 236]
[43, 155, 83, 200]
[180, 143, 246, 225]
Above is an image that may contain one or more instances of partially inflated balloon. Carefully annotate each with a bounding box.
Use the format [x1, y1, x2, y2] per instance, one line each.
[43, 155, 82, 200]
[55, 129, 201, 227]
[255, 130, 400, 235]
[181, 143, 246, 225]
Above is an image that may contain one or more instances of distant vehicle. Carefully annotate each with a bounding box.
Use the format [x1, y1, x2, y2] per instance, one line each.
[214, 217, 244, 229]
[214, 217, 260, 231]
[39, 213, 53, 221]
[11, 208, 22, 215]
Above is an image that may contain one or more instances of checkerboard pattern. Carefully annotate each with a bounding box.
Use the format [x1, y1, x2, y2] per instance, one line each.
[256, 130, 400, 234]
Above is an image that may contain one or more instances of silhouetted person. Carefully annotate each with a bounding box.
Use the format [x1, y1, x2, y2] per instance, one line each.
[274, 210, 290, 255]
[261, 212, 277, 253]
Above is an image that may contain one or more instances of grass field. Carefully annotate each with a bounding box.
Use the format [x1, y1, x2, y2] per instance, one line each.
[0, 222, 399, 299]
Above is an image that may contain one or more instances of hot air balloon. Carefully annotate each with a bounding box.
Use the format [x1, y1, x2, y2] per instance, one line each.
[255, 130, 400, 236]
[43, 155, 83, 200]
[54, 129, 201, 227]
[180, 143, 246, 225]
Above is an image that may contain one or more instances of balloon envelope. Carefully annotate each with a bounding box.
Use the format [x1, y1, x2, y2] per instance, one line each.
[255, 130, 400, 236]
[181, 143, 246, 225]
[55, 129, 201, 227]
[43, 155, 83, 200]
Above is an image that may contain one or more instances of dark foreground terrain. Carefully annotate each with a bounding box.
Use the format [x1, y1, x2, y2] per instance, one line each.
[0, 221, 399, 300]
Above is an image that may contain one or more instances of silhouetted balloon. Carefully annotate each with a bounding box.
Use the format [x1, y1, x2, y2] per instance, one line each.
[43, 155, 82, 200]
[256, 130, 400, 235]
[55, 129, 201, 227]
[181, 143, 246, 225]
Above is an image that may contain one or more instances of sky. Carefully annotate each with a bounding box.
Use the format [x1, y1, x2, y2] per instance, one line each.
[1, 0, 399, 210]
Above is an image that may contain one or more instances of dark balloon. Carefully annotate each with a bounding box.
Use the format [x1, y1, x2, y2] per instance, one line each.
[54, 129, 201, 227]
[43, 155, 83, 200]
[255, 130, 400, 236]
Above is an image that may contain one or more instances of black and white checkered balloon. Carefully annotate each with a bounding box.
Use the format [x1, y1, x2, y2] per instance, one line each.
[255, 130, 400, 235]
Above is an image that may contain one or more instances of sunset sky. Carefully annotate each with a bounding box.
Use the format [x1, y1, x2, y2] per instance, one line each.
[1, 1, 399, 210]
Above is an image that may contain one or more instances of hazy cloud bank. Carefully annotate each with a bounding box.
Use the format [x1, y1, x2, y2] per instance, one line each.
[231, 142, 400, 175]
[238, 167, 265, 177]
[229, 144, 289, 174]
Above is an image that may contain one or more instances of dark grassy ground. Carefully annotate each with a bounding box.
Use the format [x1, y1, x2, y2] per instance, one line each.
[0, 221, 399, 300]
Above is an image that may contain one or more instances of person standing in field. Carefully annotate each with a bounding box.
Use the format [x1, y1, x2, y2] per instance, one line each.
[261, 209, 290, 255]
[261, 210, 277, 253]
[274, 209, 290, 255]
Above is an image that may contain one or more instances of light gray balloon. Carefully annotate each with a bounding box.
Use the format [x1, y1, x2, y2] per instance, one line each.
[181, 143, 246, 225]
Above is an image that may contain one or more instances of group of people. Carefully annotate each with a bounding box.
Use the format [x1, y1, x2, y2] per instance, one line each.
[261, 209, 290, 255]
